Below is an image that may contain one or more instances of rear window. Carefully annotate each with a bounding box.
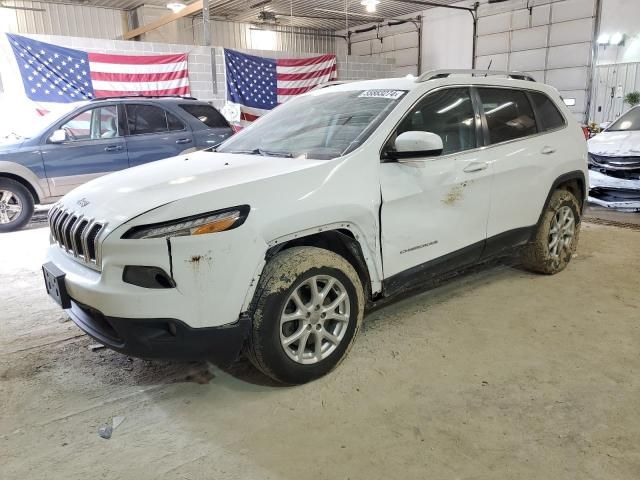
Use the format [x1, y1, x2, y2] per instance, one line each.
[179, 104, 229, 128]
[608, 106, 640, 131]
[478, 88, 537, 144]
[529, 92, 565, 131]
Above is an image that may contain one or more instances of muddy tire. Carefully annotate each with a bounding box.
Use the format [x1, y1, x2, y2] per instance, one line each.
[521, 189, 581, 274]
[0, 178, 34, 233]
[246, 246, 365, 385]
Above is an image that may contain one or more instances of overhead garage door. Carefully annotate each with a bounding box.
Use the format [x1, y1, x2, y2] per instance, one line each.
[475, 0, 598, 123]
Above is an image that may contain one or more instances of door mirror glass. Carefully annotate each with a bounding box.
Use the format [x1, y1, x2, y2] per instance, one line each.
[49, 129, 67, 143]
[393, 131, 443, 158]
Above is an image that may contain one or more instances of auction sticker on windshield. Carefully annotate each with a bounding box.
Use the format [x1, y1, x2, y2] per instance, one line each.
[358, 90, 405, 100]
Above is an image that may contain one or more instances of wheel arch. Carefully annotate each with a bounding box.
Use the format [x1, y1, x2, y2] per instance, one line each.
[242, 224, 383, 312]
[536, 170, 586, 230]
[0, 161, 45, 204]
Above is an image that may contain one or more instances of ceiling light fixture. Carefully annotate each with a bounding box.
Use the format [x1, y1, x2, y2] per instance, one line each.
[360, 0, 380, 13]
[596, 33, 610, 45]
[166, 2, 186, 13]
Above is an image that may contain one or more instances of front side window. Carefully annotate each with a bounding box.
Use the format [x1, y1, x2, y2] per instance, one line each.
[58, 106, 119, 141]
[126, 104, 169, 135]
[395, 87, 477, 155]
[217, 89, 407, 160]
[608, 106, 640, 131]
[529, 91, 565, 132]
[478, 88, 537, 144]
[180, 104, 229, 128]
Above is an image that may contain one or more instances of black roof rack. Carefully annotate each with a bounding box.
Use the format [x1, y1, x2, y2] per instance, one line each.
[89, 94, 199, 101]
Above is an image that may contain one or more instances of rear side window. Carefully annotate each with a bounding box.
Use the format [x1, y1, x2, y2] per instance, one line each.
[126, 104, 168, 135]
[166, 111, 185, 131]
[529, 92, 565, 131]
[478, 88, 537, 144]
[179, 104, 229, 128]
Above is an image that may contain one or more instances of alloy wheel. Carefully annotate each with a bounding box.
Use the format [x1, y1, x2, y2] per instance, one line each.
[0, 190, 22, 225]
[279, 275, 351, 365]
[548, 205, 575, 259]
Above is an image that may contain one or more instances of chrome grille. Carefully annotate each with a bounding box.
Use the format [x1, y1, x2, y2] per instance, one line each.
[48, 206, 105, 269]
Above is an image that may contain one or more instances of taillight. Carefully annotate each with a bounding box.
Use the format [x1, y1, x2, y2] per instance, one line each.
[581, 126, 589, 140]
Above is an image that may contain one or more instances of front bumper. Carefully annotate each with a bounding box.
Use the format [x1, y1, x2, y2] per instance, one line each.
[67, 298, 251, 362]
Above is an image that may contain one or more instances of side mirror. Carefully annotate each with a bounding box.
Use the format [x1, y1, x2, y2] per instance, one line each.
[49, 129, 67, 143]
[391, 131, 443, 159]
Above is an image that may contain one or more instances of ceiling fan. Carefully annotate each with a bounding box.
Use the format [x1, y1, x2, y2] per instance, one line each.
[0, 1, 45, 11]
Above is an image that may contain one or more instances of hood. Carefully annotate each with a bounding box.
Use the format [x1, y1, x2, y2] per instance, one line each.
[57, 150, 327, 225]
[0, 138, 24, 150]
[588, 130, 640, 157]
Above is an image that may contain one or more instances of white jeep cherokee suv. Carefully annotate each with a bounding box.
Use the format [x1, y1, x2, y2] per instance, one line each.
[43, 70, 588, 384]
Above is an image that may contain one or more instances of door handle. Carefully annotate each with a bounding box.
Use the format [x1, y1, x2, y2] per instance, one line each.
[463, 161, 489, 173]
[541, 146, 556, 155]
[104, 145, 122, 152]
[176, 138, 192, 144]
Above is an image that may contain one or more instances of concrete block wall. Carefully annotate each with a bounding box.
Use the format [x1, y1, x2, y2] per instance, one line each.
[0, 33, 219, 104]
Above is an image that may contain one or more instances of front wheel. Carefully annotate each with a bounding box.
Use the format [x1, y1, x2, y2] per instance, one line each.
[521, 188, 581, 274]
[246, 246, 365, 385]
[0, 178, 34, 233]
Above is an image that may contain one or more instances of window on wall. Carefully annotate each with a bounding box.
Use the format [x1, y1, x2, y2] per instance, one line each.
[477, 88, 537, 144]
[529, 92, 566, 132]
[396, 87, 477, 155]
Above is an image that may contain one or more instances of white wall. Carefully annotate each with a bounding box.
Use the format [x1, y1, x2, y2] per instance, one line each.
[422, 6, 473, 72]
[335, 4, 473, 77]
[475, 0, 598, 122]
[596, 0, 640, 65]
[0, 0, 124, 39]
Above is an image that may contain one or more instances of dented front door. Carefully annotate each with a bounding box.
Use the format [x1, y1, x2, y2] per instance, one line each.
[378, 87, 492, 280]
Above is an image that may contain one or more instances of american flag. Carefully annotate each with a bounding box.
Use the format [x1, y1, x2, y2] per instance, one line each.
[224, 49, 337, 126]
[7, 34, 190, 103]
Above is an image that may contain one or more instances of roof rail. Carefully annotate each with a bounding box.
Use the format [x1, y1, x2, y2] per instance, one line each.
[416, 69, 537, 83]
[89, 94, 199, 101]
[312, 80, 356, 90]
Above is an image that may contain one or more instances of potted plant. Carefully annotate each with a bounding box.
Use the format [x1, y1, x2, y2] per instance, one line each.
[624, 91, 640, 107]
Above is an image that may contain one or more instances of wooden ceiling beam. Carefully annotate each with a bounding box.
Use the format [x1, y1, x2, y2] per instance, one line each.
[123, 0, 203, 40]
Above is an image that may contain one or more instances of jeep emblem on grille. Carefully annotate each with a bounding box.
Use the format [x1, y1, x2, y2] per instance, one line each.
[77, 198, 90, 207]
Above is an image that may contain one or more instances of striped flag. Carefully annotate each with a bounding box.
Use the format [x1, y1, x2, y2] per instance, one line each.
[224, 49, 337, 126]
[7, 33, 189, 103]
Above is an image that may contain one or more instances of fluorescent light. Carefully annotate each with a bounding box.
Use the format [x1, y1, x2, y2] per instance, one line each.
[361, 0, 380, 13]
[563, 98, 576, 107]
[610, 32, 624, 45]
[597, 33, 610, 45]
[437, 98, 464, 114]
[485, 102, 513, 115]
[167, 2, 186, 13]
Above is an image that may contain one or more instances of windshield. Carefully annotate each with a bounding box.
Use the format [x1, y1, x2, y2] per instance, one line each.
[608, 107, 640, 131]
[217, 89, 407, 160]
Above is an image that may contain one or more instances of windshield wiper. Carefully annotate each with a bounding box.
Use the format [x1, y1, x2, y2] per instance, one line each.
[222, 148, 294, 158]
[258, 148, 293, 158]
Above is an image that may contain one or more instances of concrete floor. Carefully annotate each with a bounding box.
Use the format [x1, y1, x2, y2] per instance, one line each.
[1, 221, 639, 480]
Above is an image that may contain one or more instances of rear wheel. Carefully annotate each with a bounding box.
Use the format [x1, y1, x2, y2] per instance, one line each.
[0, 178, 34, 233]
[521, 189, 581, 274]
[246, 246, 365, 385]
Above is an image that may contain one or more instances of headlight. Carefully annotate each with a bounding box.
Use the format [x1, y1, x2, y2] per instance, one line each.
[123, 205, 250, 239]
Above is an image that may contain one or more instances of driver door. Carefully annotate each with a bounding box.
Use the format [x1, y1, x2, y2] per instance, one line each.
[379, 87, 492, 292]
[40, 104, 129, 196]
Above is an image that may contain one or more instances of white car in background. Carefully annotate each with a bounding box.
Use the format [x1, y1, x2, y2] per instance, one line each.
[588, 105, 640, 212]
[43, 70, 588, 384]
